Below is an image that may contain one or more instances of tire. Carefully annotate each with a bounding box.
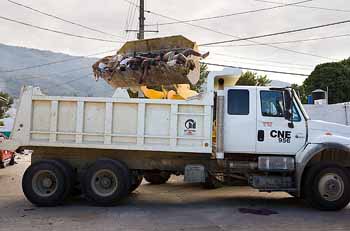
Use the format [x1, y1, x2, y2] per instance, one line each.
[82, 159, 130, 206]
[53, 159, 76, 197]
[129, 174, 143, 193]
[303, 163, 350, 211]
[22, 160, 71, 206]
[144, 171, 170, 185]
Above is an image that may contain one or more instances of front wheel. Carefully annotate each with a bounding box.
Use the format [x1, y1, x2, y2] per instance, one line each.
[303, 163, 350, 211]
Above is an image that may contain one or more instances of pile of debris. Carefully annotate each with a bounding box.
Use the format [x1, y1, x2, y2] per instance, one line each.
[92, 35, 209, 88]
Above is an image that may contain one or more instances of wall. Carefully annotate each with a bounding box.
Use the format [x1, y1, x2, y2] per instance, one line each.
[303, 103, 350, 126]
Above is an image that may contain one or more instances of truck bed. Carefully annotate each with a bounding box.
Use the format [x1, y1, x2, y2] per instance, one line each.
[9, 87, 213, 154]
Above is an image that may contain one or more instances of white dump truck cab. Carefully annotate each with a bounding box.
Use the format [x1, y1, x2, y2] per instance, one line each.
[223, 86, 308, 155]
[212, 78, 350, 211]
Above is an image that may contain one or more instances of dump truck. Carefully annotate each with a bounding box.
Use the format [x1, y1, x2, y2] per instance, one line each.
[1, 73, 350, 211]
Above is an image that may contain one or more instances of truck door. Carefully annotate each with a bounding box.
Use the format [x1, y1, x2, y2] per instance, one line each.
[224, 87, 257, 153]
[256, 89, 307, 155]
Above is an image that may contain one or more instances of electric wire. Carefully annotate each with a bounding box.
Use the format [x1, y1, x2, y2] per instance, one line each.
[7, 0, 125, 39]
[207, 33, 350, 48]
[144, 10, 335, 60]
[199, 19, 350, 46]
[201, 62, 309, 76]
[252, 0, 350, 13]
[0, 16, 124, 44]
[146, 0, 312, 26]
[0, 49, 117, 73]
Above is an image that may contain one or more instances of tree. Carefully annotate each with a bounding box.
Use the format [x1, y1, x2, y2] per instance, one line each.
[0, 92, 13, 119]
[303, 58, 350, 104]
[191, 63, 209, 92]
[236, 71, 271, 86]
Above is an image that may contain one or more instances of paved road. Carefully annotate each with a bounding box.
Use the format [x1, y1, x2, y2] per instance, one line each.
[0, 156, 350, 231]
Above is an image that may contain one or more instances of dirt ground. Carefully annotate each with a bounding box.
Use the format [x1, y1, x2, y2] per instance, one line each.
[1, 155, 350, 231]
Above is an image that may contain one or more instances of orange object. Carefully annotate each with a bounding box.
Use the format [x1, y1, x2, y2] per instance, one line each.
[0, 134, 15, 168]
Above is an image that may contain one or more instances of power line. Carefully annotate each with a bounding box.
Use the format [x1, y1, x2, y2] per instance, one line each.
[210, 52, 315, 68]
[253, 0, 350, 13]
[199, 19, 350, 46]
[144, 10, 335, 60]
[46, 74, 92, 90]
[205, 57, 312, 70]
[147, 0, 312, 26]
[0, 16, 124, 44]
[202, 62, 309, 76]
[207, 33, 350, 48]
[0, 49, 117, 73]
[7, 0, 125, 39]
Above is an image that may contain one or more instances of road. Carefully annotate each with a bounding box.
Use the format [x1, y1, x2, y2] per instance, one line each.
[0, 155, 350, 231]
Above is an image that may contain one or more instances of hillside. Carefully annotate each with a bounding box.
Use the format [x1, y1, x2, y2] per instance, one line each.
[0, 43, 115, 97]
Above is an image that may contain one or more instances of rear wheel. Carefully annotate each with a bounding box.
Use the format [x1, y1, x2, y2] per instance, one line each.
[22, 160, 72, 206]
[82, 159, 130, 206]
[144, 171, 171, 185]
[304, 163, 350, 211]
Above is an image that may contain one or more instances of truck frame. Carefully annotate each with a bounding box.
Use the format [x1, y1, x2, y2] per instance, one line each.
[2, 75, 350, 210]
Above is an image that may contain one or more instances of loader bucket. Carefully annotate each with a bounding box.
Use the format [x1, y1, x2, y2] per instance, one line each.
[101, 35, 201, 88]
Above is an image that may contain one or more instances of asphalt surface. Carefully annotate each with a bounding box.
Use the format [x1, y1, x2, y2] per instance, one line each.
[0, 155, 350, 231]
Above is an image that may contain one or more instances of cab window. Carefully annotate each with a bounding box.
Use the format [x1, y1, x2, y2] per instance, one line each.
[260, 91, 285, 117]
[228, 89, 249, 115]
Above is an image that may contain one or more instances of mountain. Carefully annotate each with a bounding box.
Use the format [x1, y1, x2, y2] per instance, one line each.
[0, 43, 114, 97]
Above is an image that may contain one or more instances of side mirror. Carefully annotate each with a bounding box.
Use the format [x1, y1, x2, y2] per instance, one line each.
[284, 89, 292, 121]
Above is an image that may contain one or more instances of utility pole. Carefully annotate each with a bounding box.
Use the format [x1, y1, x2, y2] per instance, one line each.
[126, 0, 158, 40]
[138, 0, 145, 40]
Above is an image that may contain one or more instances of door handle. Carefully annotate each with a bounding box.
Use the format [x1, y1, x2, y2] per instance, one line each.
[258, 130, 265, 142]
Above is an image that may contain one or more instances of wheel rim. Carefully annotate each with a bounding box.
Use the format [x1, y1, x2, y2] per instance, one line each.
[32, 170, 58, 197]
[91, 169, 118, 197]
[318, 173, 345, 202]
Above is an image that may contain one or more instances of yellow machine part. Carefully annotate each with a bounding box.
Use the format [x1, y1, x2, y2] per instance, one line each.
[140, 84, 198, 100]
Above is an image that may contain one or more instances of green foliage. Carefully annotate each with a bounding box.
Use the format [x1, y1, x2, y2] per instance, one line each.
[0, 92, 13, 119]
[0, 121, 4, 127]
[236, 71, 271, 86]
[303, 58, 350, 104]
[191, 63, 209, 92]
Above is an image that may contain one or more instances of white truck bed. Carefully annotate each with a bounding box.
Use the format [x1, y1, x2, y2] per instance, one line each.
[6, 87, 213, 154]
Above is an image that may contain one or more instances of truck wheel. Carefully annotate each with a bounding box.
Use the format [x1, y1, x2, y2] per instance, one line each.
[53, 159, 76, 197]
[129, 174, 143, 193]
[144, 171, 171, 185]
[22, 160, 71, 206]
[82, 159, 130, 206]
[303, 163, 350, 211]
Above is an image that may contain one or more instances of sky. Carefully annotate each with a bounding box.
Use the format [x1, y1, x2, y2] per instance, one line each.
[0, 0, 350, 85]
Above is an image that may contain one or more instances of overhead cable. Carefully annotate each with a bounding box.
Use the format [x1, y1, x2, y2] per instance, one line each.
[7, 0, 124, 39]
[0, 16, 124, 44]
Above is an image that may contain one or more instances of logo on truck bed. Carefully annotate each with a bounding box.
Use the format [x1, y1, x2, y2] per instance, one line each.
[184, 119, 196, 135]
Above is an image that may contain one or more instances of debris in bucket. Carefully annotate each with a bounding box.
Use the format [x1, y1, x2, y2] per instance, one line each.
[92, 35, 209, 88]
[238, 208, 279, 216]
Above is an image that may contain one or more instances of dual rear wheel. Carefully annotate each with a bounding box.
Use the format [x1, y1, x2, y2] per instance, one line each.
[23, 159, 138, 206]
